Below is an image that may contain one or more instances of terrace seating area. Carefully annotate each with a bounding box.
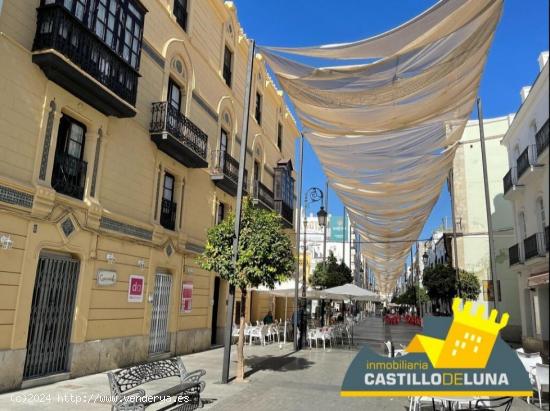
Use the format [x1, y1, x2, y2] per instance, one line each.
[384, 313, 422, 326]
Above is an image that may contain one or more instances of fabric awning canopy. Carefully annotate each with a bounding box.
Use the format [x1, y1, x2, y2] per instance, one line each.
[321, 283, 381, 302]
[259, 0, 502, 293]
[254, 280, 325, 299]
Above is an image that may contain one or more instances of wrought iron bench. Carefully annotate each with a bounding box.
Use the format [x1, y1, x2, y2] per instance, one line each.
[107, 358, 206, 410]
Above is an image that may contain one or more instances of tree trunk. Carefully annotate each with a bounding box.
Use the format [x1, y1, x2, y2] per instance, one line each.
[236, 288, 247, 381]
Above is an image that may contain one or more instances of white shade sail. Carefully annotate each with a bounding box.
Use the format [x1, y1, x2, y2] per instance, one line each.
[257, 287, 324, 299]
[259, 0, 502, 293]
[322, 284, 381, 302]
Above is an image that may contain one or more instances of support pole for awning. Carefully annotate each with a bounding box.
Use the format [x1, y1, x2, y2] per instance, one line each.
[284, 295, 288, 344]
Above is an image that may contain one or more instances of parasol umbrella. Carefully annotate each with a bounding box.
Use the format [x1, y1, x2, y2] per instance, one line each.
[321, 283, 380, 345]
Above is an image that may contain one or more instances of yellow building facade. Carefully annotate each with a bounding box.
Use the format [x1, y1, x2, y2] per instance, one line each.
[0, 0, 298, 391]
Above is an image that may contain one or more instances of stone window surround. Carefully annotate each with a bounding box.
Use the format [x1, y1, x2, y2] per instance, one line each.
[37, 99, 106, 203]
[154, 162, 185, 232]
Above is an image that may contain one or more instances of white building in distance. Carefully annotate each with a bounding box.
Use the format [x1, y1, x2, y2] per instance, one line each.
[298, 210, 363, 286]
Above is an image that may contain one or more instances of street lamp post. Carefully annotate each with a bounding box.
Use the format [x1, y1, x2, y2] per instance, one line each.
[300, 187, 326, 348]
[323, 180, 328, 263]
[422, 251, 429, 314]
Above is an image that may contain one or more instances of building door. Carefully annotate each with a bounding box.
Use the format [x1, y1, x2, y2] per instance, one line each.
[219, 128, 229, 171]
[23, 253, 80, 379]
[149, 273, 172, 354]
[211, 277, 221, 345]
[168, 78, 182, 112]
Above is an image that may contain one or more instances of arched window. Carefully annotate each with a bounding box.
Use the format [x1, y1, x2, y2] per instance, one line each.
[536, 197, 546, 232]
[220, 111, 232, 152]
[168, 57, 187, 113]
[217, 110, 232, 170]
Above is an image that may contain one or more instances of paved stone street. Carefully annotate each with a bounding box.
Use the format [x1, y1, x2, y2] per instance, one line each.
[0, 317, 544, 411]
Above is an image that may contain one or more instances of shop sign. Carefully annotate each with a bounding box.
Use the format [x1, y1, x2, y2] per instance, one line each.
[97, 270, 117, 286]
[128, 275, 144, 303]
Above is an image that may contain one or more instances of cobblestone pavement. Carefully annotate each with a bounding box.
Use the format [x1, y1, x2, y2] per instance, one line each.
[0, 317, 544, 410]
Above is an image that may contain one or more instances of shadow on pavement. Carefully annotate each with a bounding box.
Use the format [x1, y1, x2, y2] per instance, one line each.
[227, 351, 315, 381]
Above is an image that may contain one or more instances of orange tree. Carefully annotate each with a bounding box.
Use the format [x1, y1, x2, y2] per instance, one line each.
[199, 198, 294, 380]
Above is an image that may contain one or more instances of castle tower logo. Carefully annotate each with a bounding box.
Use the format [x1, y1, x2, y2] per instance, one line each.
[406, 299, 508, 369]
[341, 298, 533, 397]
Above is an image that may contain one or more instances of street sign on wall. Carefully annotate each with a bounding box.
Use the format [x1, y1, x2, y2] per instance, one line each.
[97, 270, 117, 286]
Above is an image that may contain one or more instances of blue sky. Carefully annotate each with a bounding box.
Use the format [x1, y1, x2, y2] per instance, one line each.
[235, 0, 549, 242]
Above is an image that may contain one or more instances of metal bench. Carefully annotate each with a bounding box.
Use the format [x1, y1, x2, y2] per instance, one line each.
[107, 358, 206, 411]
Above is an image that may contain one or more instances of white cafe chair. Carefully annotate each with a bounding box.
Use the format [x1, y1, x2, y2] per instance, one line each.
[534, 363, 549, 409]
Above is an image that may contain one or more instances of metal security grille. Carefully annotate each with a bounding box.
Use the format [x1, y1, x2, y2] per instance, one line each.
[23, 254, 79, 379]
[149, 273, 172, 354]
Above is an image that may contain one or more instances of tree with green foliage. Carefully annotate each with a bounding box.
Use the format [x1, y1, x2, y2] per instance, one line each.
[457, 270, 481, 301]
[310, 251, 353, 289]
[199, 198, 295, 380]
[392, 285, 429, 307]
[422, 264, 481, 310]
[422, 264, 458, 310]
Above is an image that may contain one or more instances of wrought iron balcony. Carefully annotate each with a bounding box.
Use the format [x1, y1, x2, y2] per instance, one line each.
[274, 200, 294, 228]
[273, 160, 295, 229]
[524, 232, 545, 260]
[503, 166, 522, 196]
[150, 102, 208, 168]
[252, 180, 275, 210]
[517, 145, 539, 180]
[160, 199, 177, 231]
[32, 4, 140, 117]
[517, 147, 530, 179]
[536, 119, 549, 158]
[210, 150, 247, 196]
[51, 152, 87, 200]
[509, 243, 521, 266]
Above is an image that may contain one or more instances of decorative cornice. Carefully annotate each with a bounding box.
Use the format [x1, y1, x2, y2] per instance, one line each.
[142, 40, 165, 68]
[100, 217, 153, 241]
[192, 91, 218, 121]
[185, 242, 205, 254]
[0, 185, 34, 209]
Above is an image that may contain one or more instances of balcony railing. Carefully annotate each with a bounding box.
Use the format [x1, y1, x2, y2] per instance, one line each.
[213, 150, 238, 184]
[275, 200, 294, 227]
[32, 4, 139, 116]
[503, 167, 519, 194]
[160, 199, 177, 231]
[509, 243, 521, 266]
[517, 147, 530, 179]
[252, 180, 275, 209]
[51, 152, 87, 200]
[517, 145, 538, 179]
[536, 119, 549, 157]
[210, 150, 247, 196]
[524, 232, 545, 260]
[150, 102, 208, 167]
